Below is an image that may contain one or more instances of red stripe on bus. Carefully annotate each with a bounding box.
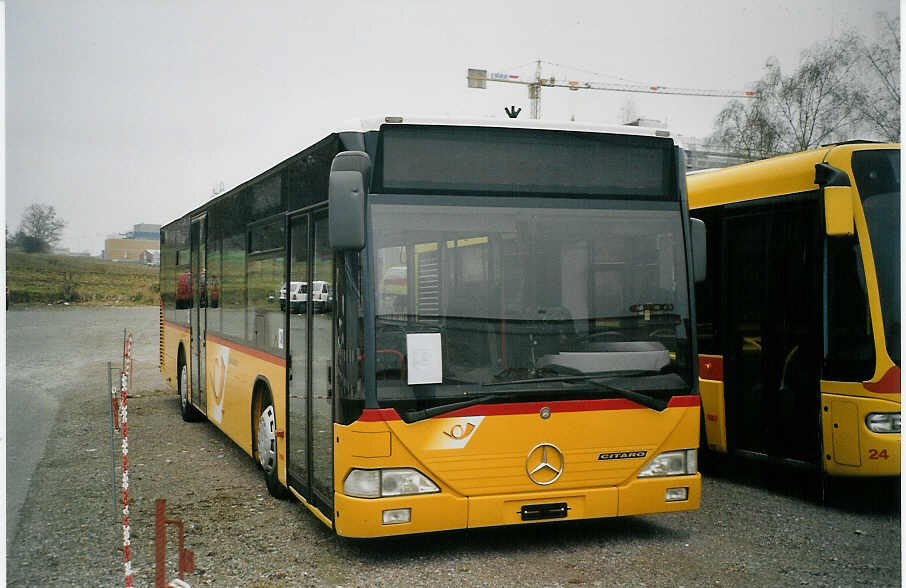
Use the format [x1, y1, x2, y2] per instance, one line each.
[666, 395, 701, 407]
[357, 395, 700, 422]
[205, 334, 287, 367]
[164, 321, 190, 334]
[863, 365, 901, 394]
[698, 354, 723, 381]
[359, 408, 403, 422]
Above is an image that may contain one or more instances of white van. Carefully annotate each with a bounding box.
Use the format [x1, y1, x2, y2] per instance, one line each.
[279, 281, 308, 313]
[310, 281, 331, 313]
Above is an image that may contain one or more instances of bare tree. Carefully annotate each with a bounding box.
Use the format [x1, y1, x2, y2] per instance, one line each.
[709, 32, 880, 159]
[709, 89, 783, 161]
[773, 36, 862, 150]
[852, 14, 900, 141]
[17, 204, 66, 252]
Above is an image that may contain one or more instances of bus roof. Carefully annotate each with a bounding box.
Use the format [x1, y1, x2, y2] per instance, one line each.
[338, 115, 673, 139]
[686, 143, 898, 209]
[163, 115, 676, 231]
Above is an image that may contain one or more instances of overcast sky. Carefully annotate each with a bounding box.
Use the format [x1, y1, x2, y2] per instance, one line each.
[5, 0, 899, 255]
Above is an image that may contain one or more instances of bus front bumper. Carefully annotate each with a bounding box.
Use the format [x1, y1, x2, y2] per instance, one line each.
[333, 474, 701, 538]
[822, 393, 901, 476]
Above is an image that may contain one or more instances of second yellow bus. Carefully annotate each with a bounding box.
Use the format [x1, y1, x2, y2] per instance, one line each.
[688, 142, 900, 478]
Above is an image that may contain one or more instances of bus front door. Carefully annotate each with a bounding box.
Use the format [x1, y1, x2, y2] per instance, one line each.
[190, 215, 207, 415]
[286, 210, 334, 520]
[722, 203, 821, 467]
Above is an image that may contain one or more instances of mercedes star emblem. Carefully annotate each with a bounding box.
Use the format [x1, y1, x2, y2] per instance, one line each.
[525, 443, 564, 485]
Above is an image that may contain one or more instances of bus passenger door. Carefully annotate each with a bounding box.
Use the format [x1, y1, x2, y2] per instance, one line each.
[722, 203, 821, 466]
[722, 213, 768, 456]
[286, 210, 334, 519]
[190, 215, 207, 414]
[287, 215, 310, 499]
[310, 212, 334, 510]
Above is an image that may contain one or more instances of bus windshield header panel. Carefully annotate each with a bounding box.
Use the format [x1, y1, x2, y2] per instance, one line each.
[377, 125, 676, 200]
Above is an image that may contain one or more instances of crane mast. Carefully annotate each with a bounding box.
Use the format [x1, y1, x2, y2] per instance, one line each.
[468, 59, 755, 120]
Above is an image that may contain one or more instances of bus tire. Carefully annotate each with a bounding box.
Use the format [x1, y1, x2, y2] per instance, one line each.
[177, 352, 202, 422]
[255, 387, 288, 499]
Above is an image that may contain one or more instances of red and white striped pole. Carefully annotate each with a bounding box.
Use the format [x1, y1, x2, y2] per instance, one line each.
[120, 332, 134, 587]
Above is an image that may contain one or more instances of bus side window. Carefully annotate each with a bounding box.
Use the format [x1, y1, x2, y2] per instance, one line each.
[336, 252, 365, 424]
[247, 219, 286, 354]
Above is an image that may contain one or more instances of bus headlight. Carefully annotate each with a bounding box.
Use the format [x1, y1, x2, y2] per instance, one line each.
[343, 469, 380, 498]
[866, 413, 901, 434]
[343, 468, 440, 498]
[638, 449, 697, 477]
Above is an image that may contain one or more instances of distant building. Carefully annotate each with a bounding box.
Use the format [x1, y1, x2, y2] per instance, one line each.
[104, 223, 161, 261]
[676, 137, 751, 171]
[52, 247, 92, 257]
[104, 239, 160, 261]
[621, 120, 751, 172]
[624, 117, 668, 129]
[131, 223, 162, 240]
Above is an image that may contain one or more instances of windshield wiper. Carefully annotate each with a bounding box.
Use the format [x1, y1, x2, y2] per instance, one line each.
[402, 371, 673, 423]
[484, 369, 661, 386]
[586, 378, 668, 412]
[482, 373, 669, 412]
[402, 392, 525, 423]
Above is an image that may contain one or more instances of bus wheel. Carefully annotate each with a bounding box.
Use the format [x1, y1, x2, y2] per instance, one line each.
[255, 389, 288, 499]
[178, 358, 202, 422]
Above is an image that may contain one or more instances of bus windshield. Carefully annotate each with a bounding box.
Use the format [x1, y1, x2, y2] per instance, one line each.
[852, 149, 900, 364]
[371, 197, 693, 413]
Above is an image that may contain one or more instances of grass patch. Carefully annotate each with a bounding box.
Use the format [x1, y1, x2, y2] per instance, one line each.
[6, 251, 159, 306]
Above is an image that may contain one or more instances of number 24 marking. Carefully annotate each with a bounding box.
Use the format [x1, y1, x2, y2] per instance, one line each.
[868, 449, 890, 460]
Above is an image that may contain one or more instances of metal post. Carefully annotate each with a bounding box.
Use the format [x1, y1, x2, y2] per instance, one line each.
[108, 362, 118, 518]
[155, 499, 166, 588]
[155, 498, 196, 586]
[121, 332, 135, 587]
[530, 59, 542, 119]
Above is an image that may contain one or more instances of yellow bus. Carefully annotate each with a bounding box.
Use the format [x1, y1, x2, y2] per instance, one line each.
[688, 143, 900, 478]
[160, 116, 705, 537]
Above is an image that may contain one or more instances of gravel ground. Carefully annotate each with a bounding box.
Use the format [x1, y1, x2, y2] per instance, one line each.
[6, 307, 901, 586]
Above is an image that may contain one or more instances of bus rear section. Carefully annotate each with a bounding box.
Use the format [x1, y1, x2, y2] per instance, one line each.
[688, 143, 900, 477]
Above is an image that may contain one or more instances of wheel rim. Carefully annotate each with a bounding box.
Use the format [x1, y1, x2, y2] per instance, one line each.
[257, 404, 277, 474]
[179, 364, 188, 410]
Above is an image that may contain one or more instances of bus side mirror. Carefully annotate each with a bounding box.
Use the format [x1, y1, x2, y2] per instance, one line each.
[690, 218, 707, 283]
[823, 186, 855, 236]
[329, 151, 371, 251]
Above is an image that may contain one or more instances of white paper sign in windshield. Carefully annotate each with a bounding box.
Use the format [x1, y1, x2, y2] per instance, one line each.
[406, 333, 443, 385]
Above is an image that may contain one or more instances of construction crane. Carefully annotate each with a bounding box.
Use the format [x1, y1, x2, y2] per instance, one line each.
[468, 59, 756, 119]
